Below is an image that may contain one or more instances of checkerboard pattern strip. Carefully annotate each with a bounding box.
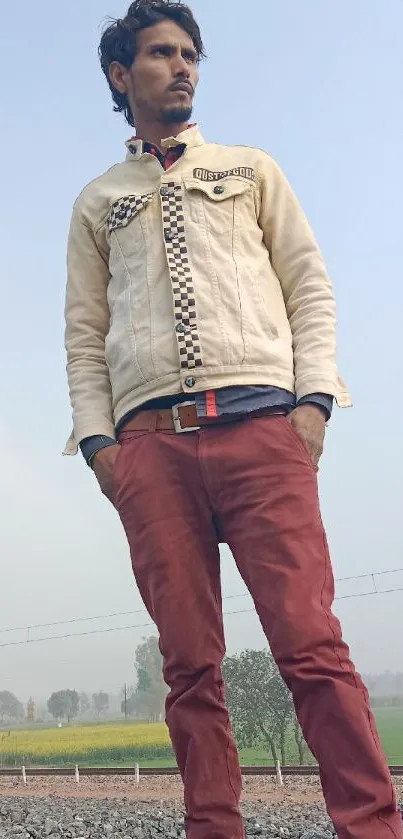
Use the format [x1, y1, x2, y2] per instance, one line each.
[161, 184, 203, 371]
[108, 194, 154, 231]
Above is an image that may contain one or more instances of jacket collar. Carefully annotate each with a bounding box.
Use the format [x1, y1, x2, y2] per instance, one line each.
[125, 124, 205, 161]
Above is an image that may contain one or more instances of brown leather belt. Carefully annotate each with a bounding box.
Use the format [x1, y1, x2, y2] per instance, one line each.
[119, 402, 286, 435]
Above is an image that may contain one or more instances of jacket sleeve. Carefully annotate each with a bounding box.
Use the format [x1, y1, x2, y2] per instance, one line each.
[258, 154, 350, 406]
[64, 206, 116, 453]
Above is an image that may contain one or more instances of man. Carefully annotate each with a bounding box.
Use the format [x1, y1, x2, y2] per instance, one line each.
[64, 2, 401, 838]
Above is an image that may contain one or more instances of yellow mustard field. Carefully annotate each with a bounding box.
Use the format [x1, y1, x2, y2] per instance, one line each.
[0, 722, 173, 767]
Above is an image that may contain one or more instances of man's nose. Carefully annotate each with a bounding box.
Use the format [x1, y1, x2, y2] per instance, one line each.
[172, 54, 190, 77]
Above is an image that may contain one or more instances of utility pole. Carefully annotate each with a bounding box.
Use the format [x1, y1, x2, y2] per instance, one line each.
[124, 683, 127, 721]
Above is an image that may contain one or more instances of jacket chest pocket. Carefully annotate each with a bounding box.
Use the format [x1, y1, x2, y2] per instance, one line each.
[184, 177, 256, 235]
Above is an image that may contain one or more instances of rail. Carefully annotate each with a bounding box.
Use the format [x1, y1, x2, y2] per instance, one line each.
[0, 765, 403, 777]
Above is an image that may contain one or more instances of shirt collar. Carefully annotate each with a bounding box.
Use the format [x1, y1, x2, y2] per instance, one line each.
[125, 124, 204, 161]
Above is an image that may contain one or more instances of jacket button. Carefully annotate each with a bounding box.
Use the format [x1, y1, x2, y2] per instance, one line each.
[160, 187, 170, 196]
[176, 323, 187, 333]
[185, 376, 196, 388]
[214, 185, 225, 195]
[117, 210, 126, 219]
[165, 230, 174, 241]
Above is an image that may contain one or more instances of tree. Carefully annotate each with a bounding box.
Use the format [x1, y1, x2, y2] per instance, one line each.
[47, 690, 79, 724]
[0, 691, 24, 724]
[129, 636, 168, 721]
[294, 719, 307, 765]
[26, 697, 35, 723]
[92, 691, 110, 717]
[79, 692, 90, 716]
[223, 649, 294, 764]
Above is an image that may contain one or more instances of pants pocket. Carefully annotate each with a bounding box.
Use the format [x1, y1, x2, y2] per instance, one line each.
[112, 431, 148, 507]
[276, 416, 318, 474]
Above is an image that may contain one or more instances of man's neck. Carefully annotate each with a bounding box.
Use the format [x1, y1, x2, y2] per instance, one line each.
[132, 119, 190, 149]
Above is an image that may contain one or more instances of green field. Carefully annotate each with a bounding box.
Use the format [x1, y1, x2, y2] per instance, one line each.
[0, 708, 402, 768]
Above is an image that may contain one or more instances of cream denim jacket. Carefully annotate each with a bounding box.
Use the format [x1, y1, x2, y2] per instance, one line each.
[64, 125, 351, 454]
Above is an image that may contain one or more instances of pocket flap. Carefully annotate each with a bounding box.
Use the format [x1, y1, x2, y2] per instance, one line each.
[108, 193, 154, 230]
[183, 176, 254, 202]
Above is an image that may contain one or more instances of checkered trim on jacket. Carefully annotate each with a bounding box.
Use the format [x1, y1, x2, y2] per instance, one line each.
[161, 184, 203, 370]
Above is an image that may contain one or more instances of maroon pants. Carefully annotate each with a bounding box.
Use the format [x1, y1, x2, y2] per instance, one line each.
[114, 415, 401, 839]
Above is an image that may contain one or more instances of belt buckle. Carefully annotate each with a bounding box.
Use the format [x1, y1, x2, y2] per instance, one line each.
[172, 401, 200, 433]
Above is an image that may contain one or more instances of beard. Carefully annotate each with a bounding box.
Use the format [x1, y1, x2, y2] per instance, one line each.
[160, 104, 193, 124]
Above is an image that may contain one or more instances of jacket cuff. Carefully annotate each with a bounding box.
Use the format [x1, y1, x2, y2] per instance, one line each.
[80, 435, 117, 466]
[296, 393, 334, 421]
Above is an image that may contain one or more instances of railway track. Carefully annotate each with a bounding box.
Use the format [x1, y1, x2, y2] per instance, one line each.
[1, 765, 403, 777]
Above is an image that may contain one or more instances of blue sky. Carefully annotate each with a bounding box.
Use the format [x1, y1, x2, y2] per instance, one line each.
[1, 0, 402, 701]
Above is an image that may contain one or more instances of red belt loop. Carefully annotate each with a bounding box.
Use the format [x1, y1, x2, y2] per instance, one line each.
[147, 410, 158, 432]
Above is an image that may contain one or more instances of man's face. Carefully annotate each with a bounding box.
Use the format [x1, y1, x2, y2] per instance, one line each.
[110, 19, 199, 126]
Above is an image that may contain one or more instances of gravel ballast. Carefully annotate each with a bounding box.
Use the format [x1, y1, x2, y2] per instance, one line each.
[0, 777, 402, 839]
[0, 796, 336, 838]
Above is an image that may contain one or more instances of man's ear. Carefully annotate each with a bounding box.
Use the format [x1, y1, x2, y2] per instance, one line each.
[109, 61, 129, 95]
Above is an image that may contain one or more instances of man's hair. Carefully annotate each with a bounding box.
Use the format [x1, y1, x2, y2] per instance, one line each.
[99, 0, 205, 127]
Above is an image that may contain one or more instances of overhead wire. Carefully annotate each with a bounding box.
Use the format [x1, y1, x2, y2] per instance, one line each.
[0, 566, 401, 638]
[0, 584, 402, 649]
